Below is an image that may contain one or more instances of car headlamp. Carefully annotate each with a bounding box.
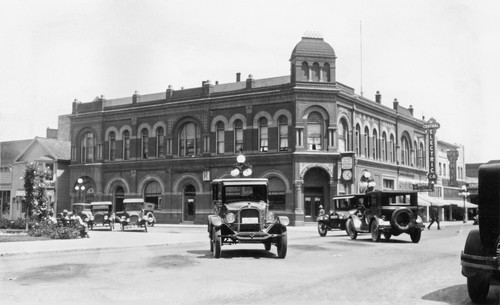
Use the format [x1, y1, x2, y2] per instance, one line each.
[211, 216, 222, 227]
[416, 215, 423, 223]
[104, 215, 108, 220]
[126, 218, 130, 223]
[266, 211, 275, 223]
[121, 216, 126, 220]
[225, 212, 236, 224]
[278, 216, 290, 226]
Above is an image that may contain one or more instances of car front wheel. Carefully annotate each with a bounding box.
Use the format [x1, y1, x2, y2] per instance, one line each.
[410, 230, 421, 243]
[346, 218, 357, 240]
[213, 228, 221, 259]
[318, 222, 327, 237]
[370, 220, 381, 242]
[276, 234, 287, 259]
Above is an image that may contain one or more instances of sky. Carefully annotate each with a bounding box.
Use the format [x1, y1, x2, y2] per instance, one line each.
[0, 0, 498, 163]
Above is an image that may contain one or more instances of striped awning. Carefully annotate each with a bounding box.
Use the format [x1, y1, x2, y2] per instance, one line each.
[418, 194, 447, 207]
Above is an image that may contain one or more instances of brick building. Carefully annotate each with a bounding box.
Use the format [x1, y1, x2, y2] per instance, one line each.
[68, 36, 431, 225]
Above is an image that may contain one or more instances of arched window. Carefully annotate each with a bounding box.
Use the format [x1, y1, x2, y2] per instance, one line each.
[364, 127, 370, 158]
[301, 62, 309, 80]
[145, 181, 161, 210]
[372, 129, 378, 160]
[312, 62, 321, 81]
[156, 127, 165, 158]
[355, 124, 362, 156]
[141, 128, 149, 159]
[109, 131, 116, 161]
[381, 132, 387, 162]
[322, 63, 331, 82]
[338, 119, 349, 152]
[234, 119, 243, 153]
[258, 117, 268, 152]
[278, 115, 288, 151]
[412, 140, 418, 167]
[179, 122, 199, 157]
[401, 136, 410, 165]
[216, 121, 225, 154]
[389, 134, 395, 163]
[307, 112, 323, 151]
[268, 177, 286, 211]
[80, 132, 95, 163]
[123, 130, 130, 160]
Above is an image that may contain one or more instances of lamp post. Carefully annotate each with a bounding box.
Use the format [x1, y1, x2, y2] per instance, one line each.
[74, 178, 86, 203]
[460, 185, 470, 223]
[231, 154, 252, 178]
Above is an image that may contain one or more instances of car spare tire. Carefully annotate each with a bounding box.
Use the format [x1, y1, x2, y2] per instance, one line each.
[391, 208, 414, 231]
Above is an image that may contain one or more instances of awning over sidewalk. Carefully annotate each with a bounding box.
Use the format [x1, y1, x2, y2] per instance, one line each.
[418, 194, 446, 207]
[445, 199, 478, 209]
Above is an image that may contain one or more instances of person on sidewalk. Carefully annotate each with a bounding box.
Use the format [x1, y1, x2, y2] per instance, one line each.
[428, 205, 441, 230]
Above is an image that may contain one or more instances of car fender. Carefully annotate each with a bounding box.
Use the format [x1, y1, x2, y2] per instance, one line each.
[350, 216, 363, 231]
[208, 215, 223, 228]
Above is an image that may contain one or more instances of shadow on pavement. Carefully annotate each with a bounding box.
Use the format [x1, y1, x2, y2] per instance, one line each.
[421, 284, 500, 305]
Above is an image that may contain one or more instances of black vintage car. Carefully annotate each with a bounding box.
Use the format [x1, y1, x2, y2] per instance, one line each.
[461, 161, 500, 303]
[115, 199, 149, 232]
[317, 194, 363, 237]
[207, 178, 289, 259]
[345, 190, 425, 243]
[90, 201, 114, 230]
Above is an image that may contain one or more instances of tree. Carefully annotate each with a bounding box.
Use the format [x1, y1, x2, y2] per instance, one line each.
[23, 162, 53, 220]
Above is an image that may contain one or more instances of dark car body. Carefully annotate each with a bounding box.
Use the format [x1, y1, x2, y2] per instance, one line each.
[207, 178, 289, 259]
[317, 194, 362, 236]
[461, 161, 500, 303]
[115, 199, 149, 232]
[90, 201, 114, 230]
[345, 190, 425, 243]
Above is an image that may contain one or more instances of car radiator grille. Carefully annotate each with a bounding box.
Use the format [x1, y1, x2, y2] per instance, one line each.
[130, 215, 139, 224]
[238, 208, 261, 232]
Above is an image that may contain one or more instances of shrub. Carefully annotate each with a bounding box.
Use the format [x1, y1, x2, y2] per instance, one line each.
[28, 220, 83, 239]
[0, 218, 27, 229]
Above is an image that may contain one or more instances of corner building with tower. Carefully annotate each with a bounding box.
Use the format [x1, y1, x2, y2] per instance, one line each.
[68, 36, 432, 225]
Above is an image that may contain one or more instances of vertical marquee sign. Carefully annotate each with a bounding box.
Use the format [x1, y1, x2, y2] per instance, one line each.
[423, 118, 440, 183]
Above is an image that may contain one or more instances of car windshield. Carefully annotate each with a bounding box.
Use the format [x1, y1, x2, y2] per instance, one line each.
[92, 205, 109, 211]
[334, 198, 360, 210]
[72, 205, 89, 213]
[224, 185, 267, 203]
[124, 202, 143, 211]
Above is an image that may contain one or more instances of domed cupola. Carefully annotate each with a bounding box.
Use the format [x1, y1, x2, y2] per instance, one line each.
[290, 36, 336, 84]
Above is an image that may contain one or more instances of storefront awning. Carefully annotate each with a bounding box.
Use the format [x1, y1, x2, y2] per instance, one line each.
[444, 199, 478, 209]
[418, 194, 447, 207]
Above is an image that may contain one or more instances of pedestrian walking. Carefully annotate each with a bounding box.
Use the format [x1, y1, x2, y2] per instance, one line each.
[428, 205, 441, 230]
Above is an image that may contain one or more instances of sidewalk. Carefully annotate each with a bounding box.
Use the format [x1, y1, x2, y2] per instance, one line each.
[0, 221, 473, 257]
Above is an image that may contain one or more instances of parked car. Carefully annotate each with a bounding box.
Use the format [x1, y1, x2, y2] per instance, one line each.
[117, 198, 156, 227]
[345, 190, 425, 243]
[115, 199, 149, 232]
[317, 194, 363, 236]
[207, 178, 289, 259]
[71, 203, 94, 230]
[461, 161, 500, 303]
[90, 201, 114, 230]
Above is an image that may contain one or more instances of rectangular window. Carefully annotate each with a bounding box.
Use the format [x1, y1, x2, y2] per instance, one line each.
[279, 124, 288, 151]
[296, 128, 303, 147]
[166, 138, 172, 155]
[157, 136, 165, 158]
[260, 127, 268, 152]
[97, 144, 102, 160]
[217, 129, 225, 154]
[383, 179, 394, 190]
[307, 123, 321, 150]
[235, 128, 243, 153]
[329, 129, 334, 148]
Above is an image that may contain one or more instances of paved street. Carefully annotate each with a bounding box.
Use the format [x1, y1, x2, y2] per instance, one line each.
[1, 223, 498, 305]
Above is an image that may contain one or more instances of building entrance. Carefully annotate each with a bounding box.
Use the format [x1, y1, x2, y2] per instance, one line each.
[303, 167, 330, 222]
[183, 184, 196, 222]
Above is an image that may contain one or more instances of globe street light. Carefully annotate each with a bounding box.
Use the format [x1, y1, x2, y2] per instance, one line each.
[231, 154, 252, 178]
[75, 178, 86, 202]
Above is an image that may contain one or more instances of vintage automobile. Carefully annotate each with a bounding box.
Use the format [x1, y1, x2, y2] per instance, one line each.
[90, 201, 114, 230]
[71, 203, 94, 230]
[207, 178, 289, 259]
[461, 161, 500, 303]
[317, 194, 363, 237]
[345, 190, 425, 243]
[117, 198, 156, 227]
[115, 199, 149, 232]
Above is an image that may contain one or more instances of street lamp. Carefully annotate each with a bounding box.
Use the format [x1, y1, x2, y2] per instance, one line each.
[460, 185, 470, 223]
[231, 154, 252, 178]
[74, 178, 86, 202]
